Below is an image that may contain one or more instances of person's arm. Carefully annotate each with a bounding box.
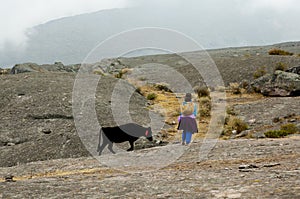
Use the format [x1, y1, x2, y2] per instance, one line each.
[193, 102, 197, 117]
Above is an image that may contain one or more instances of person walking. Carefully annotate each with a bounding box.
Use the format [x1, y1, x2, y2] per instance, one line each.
[177, 93, 198, 145]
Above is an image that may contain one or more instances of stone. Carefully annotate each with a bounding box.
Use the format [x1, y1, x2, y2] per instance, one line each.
[286, 65, 300, 75]
[10, 62, 80, 74]
[4, 175, 15, 182]
[263, 163, 280, 167]
[251, 70, 300, 96]
[239, 164, 259, 169]
[41, 129, 52, 134]
[272, 117, 281, 123]
[251, 132, 266, 139]
[235, 130, 250, 138]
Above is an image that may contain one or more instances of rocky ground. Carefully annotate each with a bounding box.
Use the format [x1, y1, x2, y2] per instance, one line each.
[0, 137, 299, 198]
[1, 42, 300, 198]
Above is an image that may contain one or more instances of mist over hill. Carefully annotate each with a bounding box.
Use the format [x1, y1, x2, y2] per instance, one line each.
[1, 2, 300, 67]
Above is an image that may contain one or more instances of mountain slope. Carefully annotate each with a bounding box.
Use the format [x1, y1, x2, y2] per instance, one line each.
[1, 3, 300, 67]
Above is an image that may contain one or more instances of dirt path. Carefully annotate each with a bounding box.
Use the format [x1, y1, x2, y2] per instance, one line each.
[1, 137, 299, 198]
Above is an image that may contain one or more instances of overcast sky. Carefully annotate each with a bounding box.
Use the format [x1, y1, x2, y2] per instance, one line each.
[0, 0, 130, 49]
[1, 0, 300, 50]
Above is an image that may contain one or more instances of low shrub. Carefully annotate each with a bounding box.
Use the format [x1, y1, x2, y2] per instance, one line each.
[194, 86, 210, 98]
[114, 71, 123, 78]
[264, 130, 289, 138]
[268, 48, 293, 56]
[227, 116, 248, 134]
[154, 83, 172, 92]
[253, 66, 267, 79]
[226, 106, 237, 116]
[147, 93, 157, 100]
[264, 123, 298, 138]
[280, 123, 298, 134]
[240, 80, 249, 89]
[229, 82, 242, 95]
[199, 97, 211, 117]
[274, 62, 287, 71]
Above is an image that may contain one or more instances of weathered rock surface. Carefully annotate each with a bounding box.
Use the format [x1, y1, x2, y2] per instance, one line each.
[286, 65, 300, 75]
[0, 73, 156, 167]
[251, 70, 300, 96]
[10, 62, 80, 74]
[0, 138, 299, 198]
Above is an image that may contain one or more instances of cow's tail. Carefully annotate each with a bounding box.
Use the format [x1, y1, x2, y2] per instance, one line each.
[97, 128, 102, 152]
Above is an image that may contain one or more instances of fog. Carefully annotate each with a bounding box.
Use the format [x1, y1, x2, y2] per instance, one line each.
[1, 0, 300, 67]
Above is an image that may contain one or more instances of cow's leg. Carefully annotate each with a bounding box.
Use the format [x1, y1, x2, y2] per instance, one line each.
[127, 140, 134, 151]
[98, 142, 107, 155]
[108, 142, 115, 154]
[98, 134, 109, 155]
[97, 131, 102, 152]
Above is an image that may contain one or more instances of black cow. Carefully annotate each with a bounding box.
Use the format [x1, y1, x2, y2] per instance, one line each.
[97, 123, 153, 155]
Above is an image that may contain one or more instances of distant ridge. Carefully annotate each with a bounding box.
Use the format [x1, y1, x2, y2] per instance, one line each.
[1, 5, 300, 67]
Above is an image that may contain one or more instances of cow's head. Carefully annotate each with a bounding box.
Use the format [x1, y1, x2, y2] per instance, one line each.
[145, 127, 153, 142]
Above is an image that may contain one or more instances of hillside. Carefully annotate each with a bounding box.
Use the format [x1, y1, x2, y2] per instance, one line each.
[0, 42, 300, 198]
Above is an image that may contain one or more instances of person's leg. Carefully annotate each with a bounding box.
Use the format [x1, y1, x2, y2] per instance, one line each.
[182, 131, 186, 145]
[185, 132, 192, 144]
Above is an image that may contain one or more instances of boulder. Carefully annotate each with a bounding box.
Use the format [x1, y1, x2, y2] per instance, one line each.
[286, 65, 300, 75]
[10, 63, 45, 74]
[10, 62, 80, 74]
[251, 70, 300, 96]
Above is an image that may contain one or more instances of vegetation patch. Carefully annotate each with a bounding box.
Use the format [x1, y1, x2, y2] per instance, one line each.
[194, 86, 210, 98]
[274, 62, 287, 71]
[253, 66, 267, 79]
[229, 82, 242, 95]
[154, 83, 172, 92]
[280, 123, 298, 134]
[222, 116, 248, 136]
[199, 97, 211, 117]
[264, 130, 289, 138]
[147, 93, 157, 100]
[268, 48, 294, 56]
[264, 123, 298, 138]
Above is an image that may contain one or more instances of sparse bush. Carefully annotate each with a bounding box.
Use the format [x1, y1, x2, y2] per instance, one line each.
[264, 130, 289, 138]
[253, 66, 267, 79]
[240, 80, 249, 89]
[280, 123, 298, 134]
[154, 83, 172, 92]
[226, 106, 237, 116]
[199, 97, 211, 117]
[268, 48, 293, 56]
[274, 62, 287, 71]
[0, 69, 8, 75]
[147, 93, 157, 100]
[264, 123, 298, 138]
[226, 116, 248, 134]
[194, 86, 210, 98]
[114, 71, 124, 78]
[229, 82, 242, 95]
